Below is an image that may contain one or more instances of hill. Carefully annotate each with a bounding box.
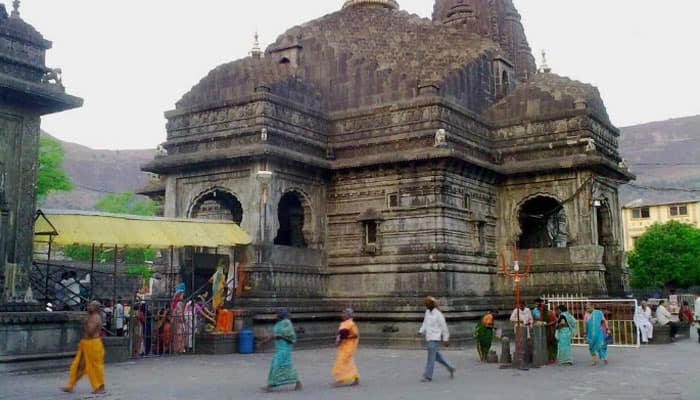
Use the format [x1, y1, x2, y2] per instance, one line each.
[619, 115, 700, 205]
[41, 132, 155, 210]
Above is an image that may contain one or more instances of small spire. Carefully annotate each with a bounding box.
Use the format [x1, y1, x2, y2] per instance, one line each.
[11, 0, 20, 17]
[250, 31, 262, 60]
[538, 50, 551, 74]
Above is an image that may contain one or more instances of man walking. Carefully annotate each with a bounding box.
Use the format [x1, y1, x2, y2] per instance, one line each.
[418, 296, 455, 382]
[61, 301, 106, 394]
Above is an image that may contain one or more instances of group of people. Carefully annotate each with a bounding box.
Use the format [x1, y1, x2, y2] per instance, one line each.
[260, 307, 360, 392]
[260, 296, 610, 394]
[635, 294, 700, 344]
[503, 299, 610, 366]
[53, 271, 90, 311]
[60, 293, 699, 395]
[129, 293, 216, 357]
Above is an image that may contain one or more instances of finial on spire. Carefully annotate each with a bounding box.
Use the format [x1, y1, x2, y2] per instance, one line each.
[342, 0, 399, 10]
[11, 0, 20, 18]
[538, 50, 551, 74]
[250, 32, 262, 60]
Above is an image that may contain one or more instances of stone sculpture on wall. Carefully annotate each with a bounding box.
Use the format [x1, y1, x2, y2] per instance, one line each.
[546, 208, 568, 248]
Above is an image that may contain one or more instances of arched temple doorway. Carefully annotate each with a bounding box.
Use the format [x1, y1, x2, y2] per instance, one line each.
[190, 189, 243, 225]
[518, 195, 567, 249]
[185, 189, 243, 300]
[274, 191, 307, 248]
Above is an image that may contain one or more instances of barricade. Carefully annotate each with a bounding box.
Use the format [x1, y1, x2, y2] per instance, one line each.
[544, 296, 639, 348]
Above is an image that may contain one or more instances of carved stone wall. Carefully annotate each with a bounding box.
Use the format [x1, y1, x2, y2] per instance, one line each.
[326, 160, 498, 298]
[0, 109, 40, 300]
[495, 169, 627, 296]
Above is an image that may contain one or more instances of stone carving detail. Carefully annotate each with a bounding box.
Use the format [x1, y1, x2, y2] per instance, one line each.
[434, 129, 447, 147]
[546, 208, 568, 248]
[41, 68, 63, 88]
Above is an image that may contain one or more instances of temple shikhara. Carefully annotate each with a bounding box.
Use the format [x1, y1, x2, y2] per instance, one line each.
[144, 0, 633, 343]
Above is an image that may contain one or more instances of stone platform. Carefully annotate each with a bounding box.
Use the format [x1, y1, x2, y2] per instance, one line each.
[0, 312, 81, 374]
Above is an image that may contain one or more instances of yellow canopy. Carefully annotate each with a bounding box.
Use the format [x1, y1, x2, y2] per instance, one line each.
[34, 210, 252, 249]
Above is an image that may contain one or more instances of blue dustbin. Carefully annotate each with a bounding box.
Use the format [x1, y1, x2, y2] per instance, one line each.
[238, 328, 254, 354]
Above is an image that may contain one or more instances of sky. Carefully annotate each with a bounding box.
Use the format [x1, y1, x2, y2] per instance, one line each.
[19, 0, 700, 150]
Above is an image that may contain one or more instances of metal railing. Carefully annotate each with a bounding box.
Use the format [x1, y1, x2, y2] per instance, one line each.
[128, 280, 219, 358]
[544, 295, 640, 348]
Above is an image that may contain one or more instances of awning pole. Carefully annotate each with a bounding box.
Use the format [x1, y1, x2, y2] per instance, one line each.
[234, 246, 238, 308]
[191, 248, 196, 353]
[44, 235, 53, 304]
[113, 245, 117, 320]
[169, 246, 174, 297]
[90, 244, 95, 300]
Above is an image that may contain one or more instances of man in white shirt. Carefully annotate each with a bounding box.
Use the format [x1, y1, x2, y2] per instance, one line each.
[114, 299, 125, 337]
[510, 302, 534, 326]
[656, 300, 678, 341]
[510, 302, 534, 342]
[63, 272, 81, 311]
[418, 296, 455, 382]
[634, 302, 654, 344]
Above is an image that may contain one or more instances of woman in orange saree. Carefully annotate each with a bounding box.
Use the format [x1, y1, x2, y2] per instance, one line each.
[331, 308, 360, 387]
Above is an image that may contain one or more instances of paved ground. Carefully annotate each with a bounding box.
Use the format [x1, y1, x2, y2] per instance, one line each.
[2, 330, 699, 400]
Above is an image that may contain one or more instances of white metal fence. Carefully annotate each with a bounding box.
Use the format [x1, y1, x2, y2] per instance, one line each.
[544, 296, 639, 348]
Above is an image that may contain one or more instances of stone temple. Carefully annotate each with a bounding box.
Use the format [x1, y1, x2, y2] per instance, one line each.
[0, 2, 82, 304]
[144, 0, 633, 344]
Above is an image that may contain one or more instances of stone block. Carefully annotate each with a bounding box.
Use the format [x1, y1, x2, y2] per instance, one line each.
[532, 325, 548, 367]
[195, 332, 237, 355]
[102, 336, 129, 364]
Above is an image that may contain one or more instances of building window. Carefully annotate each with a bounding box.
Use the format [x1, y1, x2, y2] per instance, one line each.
[472, 221, 486, 255]
[464, 193, 471, 210]
[387, 193, 399, 209]
[501, 70, 510, 95]
[632, 207, 650, 219]
[364, 221, 377, 245]
[669, 205, 688, 217]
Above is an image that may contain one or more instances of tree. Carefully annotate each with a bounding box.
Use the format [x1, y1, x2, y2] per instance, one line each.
[95, 192, 158, 216]
[628, 220, 700, 289]
[64, 192, 158, 265]
[36, 135, 72, 200]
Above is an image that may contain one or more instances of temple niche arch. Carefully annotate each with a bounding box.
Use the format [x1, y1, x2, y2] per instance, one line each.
[517, 195, 568, 249]
[274, 190, 312, 248]
[189, 188, 243, 225]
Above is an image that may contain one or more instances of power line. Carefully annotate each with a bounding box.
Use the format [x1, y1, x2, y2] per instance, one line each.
[625, 183, 700, 193]
[628, 162, 700, 167]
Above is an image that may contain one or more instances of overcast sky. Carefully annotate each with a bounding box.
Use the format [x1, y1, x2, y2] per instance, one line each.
[21, 0, 700, 150]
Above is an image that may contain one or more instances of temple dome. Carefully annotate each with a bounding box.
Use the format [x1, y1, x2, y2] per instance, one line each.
[178, 5, 503, 113]
[342, 0, 399, 10]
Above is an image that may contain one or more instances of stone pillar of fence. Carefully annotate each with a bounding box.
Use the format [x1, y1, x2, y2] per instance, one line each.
[532, 325, 548, 367]
[512, 325, 529, 370]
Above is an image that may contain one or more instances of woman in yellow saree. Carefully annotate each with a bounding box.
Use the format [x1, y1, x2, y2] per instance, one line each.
[332, 308, 360, 387]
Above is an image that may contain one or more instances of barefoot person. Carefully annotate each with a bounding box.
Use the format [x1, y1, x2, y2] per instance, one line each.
[332, 308, 360, 387]
[585, 304, 609, 366]
[419, 296, 455, 382]
[260, 308, 302, 392]
[475, 310, 499, 362]
[61, 301, 106, 394]
[555, 305, 577, 366]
